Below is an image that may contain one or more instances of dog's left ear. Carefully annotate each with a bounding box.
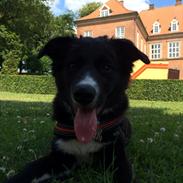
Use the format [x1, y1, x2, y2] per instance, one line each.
[110, 39, 150, 64]
[38, 36, 75, 61]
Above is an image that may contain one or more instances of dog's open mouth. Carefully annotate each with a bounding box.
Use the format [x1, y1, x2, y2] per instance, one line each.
[74, 108, 97, 144]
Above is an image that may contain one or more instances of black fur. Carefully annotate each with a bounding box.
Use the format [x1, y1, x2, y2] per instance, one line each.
[4, 36, 150, 183]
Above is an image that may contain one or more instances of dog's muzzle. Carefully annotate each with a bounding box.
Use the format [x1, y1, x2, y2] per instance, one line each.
[72, 84, 97, 106]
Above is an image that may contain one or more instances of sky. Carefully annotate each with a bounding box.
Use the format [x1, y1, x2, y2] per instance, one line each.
[48, 0, 178, 16]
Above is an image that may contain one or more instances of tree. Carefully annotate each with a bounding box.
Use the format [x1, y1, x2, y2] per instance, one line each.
[0, 0, 76, 74]
[0, 0, 53, 74]
[78, 2, 101, 18]
[51, 11, 76, 37]
[0, 25, 23, 74]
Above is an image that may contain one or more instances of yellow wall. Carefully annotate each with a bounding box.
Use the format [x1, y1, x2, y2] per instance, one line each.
[136, 68, 168, 79]
[132, 61, 169, 79]
[133, 60, 144, 73]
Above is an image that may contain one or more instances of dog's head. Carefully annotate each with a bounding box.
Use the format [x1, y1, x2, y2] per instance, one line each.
[39, 36, 150, 143]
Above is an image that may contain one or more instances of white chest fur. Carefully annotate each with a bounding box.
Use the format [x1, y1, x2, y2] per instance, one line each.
[56, 139, 105, 156]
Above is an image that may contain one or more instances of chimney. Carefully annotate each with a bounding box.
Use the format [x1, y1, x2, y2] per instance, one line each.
[176, 0, 182, 5]
[149, 4, 155, 10]
[118, 0, 124, 5]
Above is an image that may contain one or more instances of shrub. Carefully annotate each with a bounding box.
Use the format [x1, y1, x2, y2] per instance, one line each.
[0, 75, 183, 101]
[128, 79, 183, 101]
[0, 75, 55, 94]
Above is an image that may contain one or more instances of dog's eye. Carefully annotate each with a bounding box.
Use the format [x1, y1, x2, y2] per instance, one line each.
[68, 63, 77, 70]
[103, 64, 112, 72]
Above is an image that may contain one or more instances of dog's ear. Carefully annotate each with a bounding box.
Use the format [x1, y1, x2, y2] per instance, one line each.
[110, 38, 150, 64]
[38, 36, 75, 61]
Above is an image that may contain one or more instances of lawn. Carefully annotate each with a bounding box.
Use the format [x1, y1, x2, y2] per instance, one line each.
[0, 92, 183, 183]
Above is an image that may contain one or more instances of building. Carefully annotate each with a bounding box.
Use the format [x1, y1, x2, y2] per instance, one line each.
[76, 0, 183, 79]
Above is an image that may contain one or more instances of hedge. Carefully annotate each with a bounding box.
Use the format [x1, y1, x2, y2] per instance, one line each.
[128, 79, 183, 101]
[0, 75, 183, 101]
[0, 75, 56, 94]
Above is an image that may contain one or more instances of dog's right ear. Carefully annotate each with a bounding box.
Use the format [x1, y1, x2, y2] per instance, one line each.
[38, 36, 75, 61]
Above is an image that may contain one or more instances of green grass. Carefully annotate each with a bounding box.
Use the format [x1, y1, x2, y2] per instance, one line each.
[0, 92, 183, 183]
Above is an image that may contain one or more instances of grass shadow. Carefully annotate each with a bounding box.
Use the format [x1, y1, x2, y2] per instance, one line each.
[0, 100, 183, 183]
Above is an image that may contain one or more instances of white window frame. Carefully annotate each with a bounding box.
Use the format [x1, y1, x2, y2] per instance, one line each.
[170, 19, 179, 32]
[150, 43, 161, 60]
[99, 4, 110, 17]
[136, 32, 139, 49]
[83, 31, 92, 37]
[168, 41, 180, 59]
[115, 27, 125, 39]
[144, 44, 147, 54]
[141, 39, 143, 52]
[101, 9, 109, 17]
[153, 21, 161, 34]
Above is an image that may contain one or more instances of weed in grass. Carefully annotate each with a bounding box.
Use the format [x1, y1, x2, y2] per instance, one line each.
[0, 93, 183, 183]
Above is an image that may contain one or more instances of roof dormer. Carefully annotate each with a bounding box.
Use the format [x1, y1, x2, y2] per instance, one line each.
[152, 21, 161, 34]
[99, 4, 111, 17]
[170, 18, 179, 32]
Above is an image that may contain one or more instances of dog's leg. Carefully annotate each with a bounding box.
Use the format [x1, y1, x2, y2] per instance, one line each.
[4, 151, 76, 183]
[113, 138, 132, 183]
[96, 139, 132, 183]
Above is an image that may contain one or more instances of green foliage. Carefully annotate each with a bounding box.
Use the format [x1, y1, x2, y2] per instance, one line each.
[39, 56, 52, 74]
[0, 75, 56, 94]
[128, 79, 183, 101]
[0, 0, 76, 74]
[0, 25, 23, 74]
[0, 76, 183, 102]
[51, 11, 76, 37]
[78, 2, 101, 18]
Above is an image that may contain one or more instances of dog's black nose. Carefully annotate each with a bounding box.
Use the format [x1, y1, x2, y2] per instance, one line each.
[73, 85, 96, 106]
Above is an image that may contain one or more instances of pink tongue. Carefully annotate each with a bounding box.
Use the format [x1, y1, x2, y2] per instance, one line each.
[74, 108, 97, 143]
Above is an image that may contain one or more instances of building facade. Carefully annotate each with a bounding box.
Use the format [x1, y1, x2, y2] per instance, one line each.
[76, 0, 183, 79]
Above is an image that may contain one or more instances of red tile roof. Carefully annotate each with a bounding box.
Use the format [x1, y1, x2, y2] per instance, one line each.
[78, 0, 183, 36]
[140, 4, 183, 35]
[79, 0, 133, 20]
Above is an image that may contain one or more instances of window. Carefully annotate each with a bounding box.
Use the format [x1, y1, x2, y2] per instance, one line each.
[83, 31, 92, 37]
[168, 42, 180, 58]
[150, 43, 161, 59]
[100, 5, 110, 17]
[153, 21, 161, 34]
[115, 27, 125, 38]
[170, 19, 179, 32]
[101, 9, 109, 17]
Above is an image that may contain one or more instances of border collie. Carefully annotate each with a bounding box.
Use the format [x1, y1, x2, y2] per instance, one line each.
[4, 36, 150, 183]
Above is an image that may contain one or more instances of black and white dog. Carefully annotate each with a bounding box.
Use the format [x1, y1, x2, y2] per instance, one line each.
[4, 36, 150, 183]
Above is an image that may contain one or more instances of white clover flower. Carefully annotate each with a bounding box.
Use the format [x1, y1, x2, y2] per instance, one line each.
[174, 134, 179, 138]
[139, 139, 145, 143]
[147, 138, 153, 143]
[0, 167, 6, 173]
[154, 132, 159, 136]
[6, 170, 15, 177]
[2, 156, 7, 160]
[160, 127, 166, 132]
[16, 145, 23, 151]
[23, 128, 27, 132]
[40, 121, 45, 124]
[28, 130, 35, 133]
